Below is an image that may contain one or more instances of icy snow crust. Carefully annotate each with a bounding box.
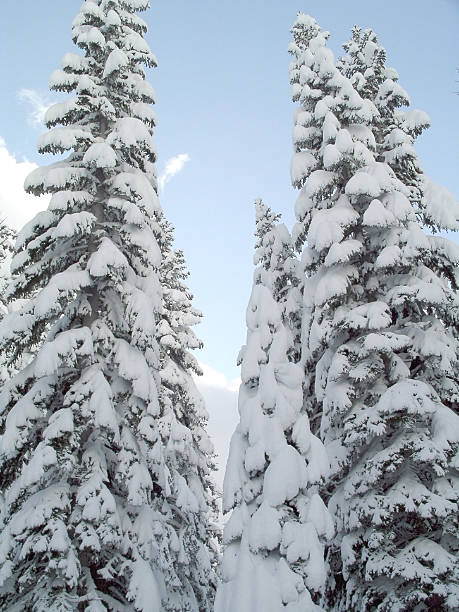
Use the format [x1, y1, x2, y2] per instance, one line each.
[289, 15, 459, 612]
[0, 1, 218, 610]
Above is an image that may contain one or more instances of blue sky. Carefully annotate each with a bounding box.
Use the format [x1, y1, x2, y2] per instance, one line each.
[0, 0, 458, 387]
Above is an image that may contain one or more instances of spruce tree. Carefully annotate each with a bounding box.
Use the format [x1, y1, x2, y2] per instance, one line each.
[290, 14, 459, 611]
[0, 219, 16, 385]
[156, 216, 219, 610]
[0, 1, 217, 610]
[216, 200, 333, 612]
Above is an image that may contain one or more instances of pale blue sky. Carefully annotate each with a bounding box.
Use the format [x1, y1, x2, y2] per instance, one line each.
[1, 0, 458, 381]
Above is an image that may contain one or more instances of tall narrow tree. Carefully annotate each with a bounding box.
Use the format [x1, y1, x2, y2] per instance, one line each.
[0, 1, 217, 610]
[216, 200, 333, 612]
[290, 14, 459, 611]
[0, 219, 16, 385]
[156, 216, 219, 610]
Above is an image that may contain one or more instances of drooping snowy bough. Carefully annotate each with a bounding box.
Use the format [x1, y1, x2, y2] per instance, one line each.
[216, 200, 333, 612]
[0, 219, 16, 385]
[0, 1, 218, 610]
[290, 14, 459, 611]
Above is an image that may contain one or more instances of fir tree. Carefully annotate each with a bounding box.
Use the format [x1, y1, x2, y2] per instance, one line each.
[0, 1, 217, 610]
[290, 14, 459, 611]
[0, 219, 16, 385]
[156, 216, 219, 610]
[216, 200, 333, 612]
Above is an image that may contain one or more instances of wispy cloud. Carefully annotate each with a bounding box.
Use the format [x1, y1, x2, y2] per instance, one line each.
[159, 153, 190, 190]
[18, 89, 53, 127]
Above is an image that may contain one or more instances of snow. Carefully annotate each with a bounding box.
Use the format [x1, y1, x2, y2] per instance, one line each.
[115, 339, 157, 401]
[52, 211, 96, 239]
[401, 108, 430, 134]
[290, 151, 318, 187]
[362, 198, 396, 227]
[130, 101, 157, 126]
[422, 176, 459, 231]
[249, 503, 282, 552]
[304, 169, 337, 201]
[314, 265, 357, 305]
[103, 47, 129, 77]
[83, 142, 118, 168]
[38, 127, 93, 153]
[24, 163, 91, 195]
[345, 171, 381, 198]
[76, 26, 106, 49]
[108, 117, 156, 154]
[49, 68, 78, 91]
[307, 199, 358, 251]
[34, 327, 93, 377]
[324, 239, 362, 266]
[87, 237, 129, 276]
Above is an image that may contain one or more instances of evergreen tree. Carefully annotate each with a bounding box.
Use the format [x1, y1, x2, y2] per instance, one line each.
[0, 219, 16, 385]
[290, 14, 459, 611]
[338, 26, 459, 279]
[156, 217, 219, 610]
[0, 1, 217, 610]
[216, 200, 333, 612]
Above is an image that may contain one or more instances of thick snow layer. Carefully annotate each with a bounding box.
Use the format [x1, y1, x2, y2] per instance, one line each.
[52, 211, 96, 239]
[103, 47, 129, 78]
[263, 446, 308, 506]
[87, 237, 128, 276]
[290, 151, 318, 187]
[38, 127, 94, 153]
[345, 171, 380, 198]
[305, 169, 337, 201]
[422, 176, 459, 231]
[83, 142, 118, 168]
[111, 171, 161, 215]
[76, 27, 106, 49]
[108, 117, 156, 154]
[307, 200, 358, 251]
[34, 327, 93, 377]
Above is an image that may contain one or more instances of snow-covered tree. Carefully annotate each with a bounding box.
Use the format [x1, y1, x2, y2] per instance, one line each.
[216, 200, 333, 612]
[338, 26, 459, 244]
[155, 216, 220, 610]
[0, 219, 16, 385]
[0, 1, 217, 610]
[290, 14, 459, 611]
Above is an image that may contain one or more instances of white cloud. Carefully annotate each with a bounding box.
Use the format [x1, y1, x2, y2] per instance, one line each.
[0, 138, 49, 231]
[159, 153, 190, 190]
[18, 89, 53, 127]
[195, 362, 240, 490]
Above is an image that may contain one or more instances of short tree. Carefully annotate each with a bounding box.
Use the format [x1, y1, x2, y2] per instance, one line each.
[156, 217, 220, 610]
[216, 200, 333, 612]
[0, 219, 16, 384]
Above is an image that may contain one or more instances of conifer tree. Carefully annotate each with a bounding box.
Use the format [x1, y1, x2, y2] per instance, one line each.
[290, 14, 459, 611]
[156, 216, 219, 610]
[0, 219, 16, 385]
[0, 2, 217, 610]
[216, 200, 333, 612]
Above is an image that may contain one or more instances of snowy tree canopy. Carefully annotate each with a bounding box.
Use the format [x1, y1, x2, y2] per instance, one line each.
[156, 216, 220, 611]
[0, 1, 217, 610]
[290, 13, 459, 611]
[338, 25, 459, 234]
[216, 200, 333, 612]
[0, 219, 16, 385]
